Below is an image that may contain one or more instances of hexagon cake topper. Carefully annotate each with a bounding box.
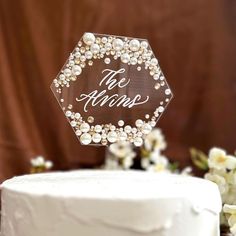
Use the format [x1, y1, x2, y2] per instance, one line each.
[51, 32, 173, 146]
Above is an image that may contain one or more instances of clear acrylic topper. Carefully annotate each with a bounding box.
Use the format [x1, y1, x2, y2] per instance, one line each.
[51, 33, 173, 147]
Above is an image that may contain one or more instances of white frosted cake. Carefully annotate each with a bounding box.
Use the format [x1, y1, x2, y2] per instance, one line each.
[1, 170, 221, 236]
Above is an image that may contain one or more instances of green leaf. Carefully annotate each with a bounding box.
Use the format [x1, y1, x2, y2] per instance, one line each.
[168, 162, 179, 172]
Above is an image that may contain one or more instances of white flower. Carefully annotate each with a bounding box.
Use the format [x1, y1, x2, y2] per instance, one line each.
[149, 151, 162, 163]
[181, 167, 193, 176]
[31, 156, 45, 167]
[147, 163, 170, 173]
[154, 155, 169, 167]
[208, 147, 236, 170]
[106, 141, 136, 170]
[30, 156, 53, 171]
[225, 171, 236, 185]
[224, 204, 236, 215]
[144, 128, 166, 152]
[122, 156, 134, 169]
[30, 159, 38, 167]
[202, 147, 236, 228]
[104, 158, 120, 170]
[45, 161, 53, 169]
[211, 168, 227, 176]
[109, 142, 135, 159]
[230, 224, 236, 236]
[205, 173, 229, 195]
[224, 186, 236, 205]
[223, 204, 236, 235]
[141, 158, 150, 169]
[141, 151, 169, 172]
[146, 155, 170, 173]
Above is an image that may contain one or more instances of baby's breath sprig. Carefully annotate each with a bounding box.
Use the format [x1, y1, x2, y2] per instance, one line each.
[30, 156, 53, 174]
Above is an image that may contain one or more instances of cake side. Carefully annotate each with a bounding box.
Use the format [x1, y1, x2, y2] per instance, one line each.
[1, 170, 222, 236]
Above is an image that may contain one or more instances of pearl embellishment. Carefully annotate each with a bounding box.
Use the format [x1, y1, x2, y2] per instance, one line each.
[80, 123, 90, 133]
[141, 123, 152, 134]
[72, 65, 82, 75]
[80, 133, 92, 145]
[64, 68, 72, 77]
[129, 39, 140, 51]
[83, 33, 95, 45]
[107, 131, 118, 143]
[135, 119, 143, 127]
[94, 125, 102, 133]
[92, 133, 102, 143]
[90, 43, 100, 54]
[134, 137, 143, 147]
[121, 53, 130, 63]
[112, 38, 124, 51]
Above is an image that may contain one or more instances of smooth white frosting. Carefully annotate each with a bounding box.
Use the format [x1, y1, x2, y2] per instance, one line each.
[0, 170, 222, 236]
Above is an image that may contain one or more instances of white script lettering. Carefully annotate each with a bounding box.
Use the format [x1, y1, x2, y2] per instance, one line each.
[76, 68, 149, 112]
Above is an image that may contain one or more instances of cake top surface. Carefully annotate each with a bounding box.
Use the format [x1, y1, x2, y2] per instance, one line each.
[1, 171, 222, 234]
[1, 170, 220, 203]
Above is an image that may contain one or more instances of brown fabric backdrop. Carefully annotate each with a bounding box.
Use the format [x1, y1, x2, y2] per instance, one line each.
[0, 0, 236, 182]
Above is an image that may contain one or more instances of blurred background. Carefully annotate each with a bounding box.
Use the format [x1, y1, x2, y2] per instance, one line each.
[0, 0, 236, 182]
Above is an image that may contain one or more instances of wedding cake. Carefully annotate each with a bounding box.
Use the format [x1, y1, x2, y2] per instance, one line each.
[1, 170, 221, 236]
